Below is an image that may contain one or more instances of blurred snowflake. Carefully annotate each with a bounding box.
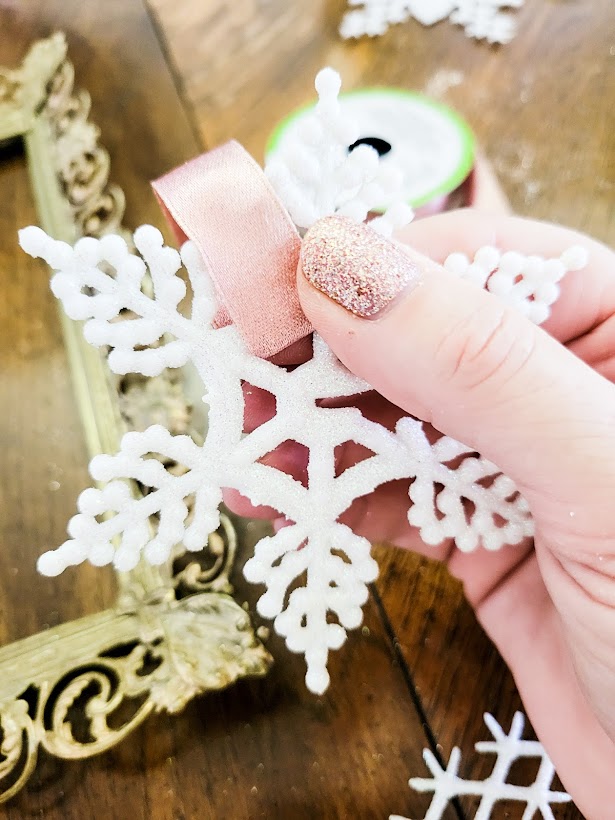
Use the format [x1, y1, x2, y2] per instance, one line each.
[340, 0, 525, 45]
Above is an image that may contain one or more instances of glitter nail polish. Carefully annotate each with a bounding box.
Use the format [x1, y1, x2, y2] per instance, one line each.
[300, 215, 420, 318]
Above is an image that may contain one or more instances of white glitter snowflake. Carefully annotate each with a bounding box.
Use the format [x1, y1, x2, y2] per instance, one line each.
[443, 243, 588, 326]
[392, 712, 571, 819]
[19, 219, 587, 694]
[340, 0, 525, 44]
[264, 68, 414, 234]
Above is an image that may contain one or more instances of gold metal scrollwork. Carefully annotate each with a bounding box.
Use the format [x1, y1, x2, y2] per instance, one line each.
[0, 33, 272, 802]
[0, 548, 270, 802]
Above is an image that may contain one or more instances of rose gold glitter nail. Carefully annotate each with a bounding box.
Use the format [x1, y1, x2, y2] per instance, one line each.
[300, 215, 421, 318]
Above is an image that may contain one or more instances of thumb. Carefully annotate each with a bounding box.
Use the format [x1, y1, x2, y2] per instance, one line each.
[298, 214, 615, 531]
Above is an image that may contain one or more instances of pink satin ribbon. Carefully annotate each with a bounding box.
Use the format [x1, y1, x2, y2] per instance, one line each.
[152, 140, 312, 359]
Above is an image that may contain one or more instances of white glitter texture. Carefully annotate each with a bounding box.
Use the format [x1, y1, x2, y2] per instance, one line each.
[19, 220, 587, 694]
[445, 243, 587, 326]
[391, 712, 571, 820]
[264, 68, 414, 236]
[340, 0, 525, 44]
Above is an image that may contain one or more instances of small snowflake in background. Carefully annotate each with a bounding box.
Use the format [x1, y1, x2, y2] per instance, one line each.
[264, 68, 414, 235]
[340, 0, 525, 44]
[392, 712, 571, 820]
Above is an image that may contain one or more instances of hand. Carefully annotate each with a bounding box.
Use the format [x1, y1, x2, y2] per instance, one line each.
[230, 203, 615, 817]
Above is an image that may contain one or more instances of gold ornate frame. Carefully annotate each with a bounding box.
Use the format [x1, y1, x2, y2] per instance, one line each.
[0, 33, 271, 802]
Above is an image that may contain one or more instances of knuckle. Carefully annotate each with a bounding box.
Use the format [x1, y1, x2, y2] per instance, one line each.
[434, 303, 536, 393]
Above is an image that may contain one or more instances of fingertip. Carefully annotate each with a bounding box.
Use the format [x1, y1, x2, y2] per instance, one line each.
[467, 152, 512, 216]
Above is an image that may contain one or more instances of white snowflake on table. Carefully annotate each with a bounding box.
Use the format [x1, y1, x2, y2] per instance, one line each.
[340, 0, 525, 44]
[19, 220, 587, 694]
[391, 712, 571, 820]
[264, 67, 414, 235]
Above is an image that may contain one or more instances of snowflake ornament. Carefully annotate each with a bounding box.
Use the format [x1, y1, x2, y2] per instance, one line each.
[392, 712, 571, 819]
[264, 68, 415, 235]
[19, 65, 589, 694]
[19, 219, 587, 694]
[340, 0, 525, 44]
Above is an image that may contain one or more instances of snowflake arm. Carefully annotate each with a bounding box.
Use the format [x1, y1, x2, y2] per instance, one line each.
[444, 244, 589, 325]
[398, 419, 533, 551]
[245, 523, 378, 694]
[340, 0, 416, 38]
[451, 0, 525, 45]
[18, 224, 197, 376]
[393, 712, 572, 820]
[37, 426, 221, 576]
[264, 68, 414, 235]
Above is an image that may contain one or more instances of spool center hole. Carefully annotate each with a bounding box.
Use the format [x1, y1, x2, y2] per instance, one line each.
[348, 136, 392, 156]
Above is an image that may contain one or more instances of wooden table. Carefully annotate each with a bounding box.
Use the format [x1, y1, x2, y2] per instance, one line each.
[0, 1, 613, 817]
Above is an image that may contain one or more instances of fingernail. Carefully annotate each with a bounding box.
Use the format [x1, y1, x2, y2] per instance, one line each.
[300, 215, 421, 318]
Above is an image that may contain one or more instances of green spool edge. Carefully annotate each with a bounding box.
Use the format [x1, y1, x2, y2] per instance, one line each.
[266, 87, 475, 210]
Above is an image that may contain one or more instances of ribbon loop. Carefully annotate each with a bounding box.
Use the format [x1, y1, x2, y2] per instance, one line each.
[152, 140, 311, 358]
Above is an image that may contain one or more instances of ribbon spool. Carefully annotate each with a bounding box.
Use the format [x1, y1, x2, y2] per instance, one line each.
[266, 88, 476, 218]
